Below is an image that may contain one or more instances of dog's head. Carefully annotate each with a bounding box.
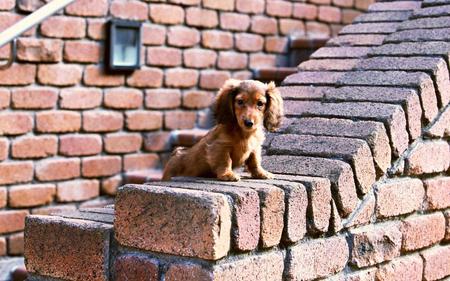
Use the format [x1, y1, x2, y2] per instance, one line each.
[213, 79, 283, 132]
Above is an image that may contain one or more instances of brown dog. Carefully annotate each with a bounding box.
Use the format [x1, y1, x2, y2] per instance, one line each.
[162, 79, 283, 181]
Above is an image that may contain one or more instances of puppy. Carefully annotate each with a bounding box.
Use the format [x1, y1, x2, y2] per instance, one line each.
[162, 79, 283, 181]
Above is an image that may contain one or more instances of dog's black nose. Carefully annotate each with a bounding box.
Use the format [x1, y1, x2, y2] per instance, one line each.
[244, 120, 254, 128]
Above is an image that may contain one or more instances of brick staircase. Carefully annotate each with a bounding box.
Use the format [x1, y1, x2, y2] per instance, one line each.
[22, 0, 450, 280]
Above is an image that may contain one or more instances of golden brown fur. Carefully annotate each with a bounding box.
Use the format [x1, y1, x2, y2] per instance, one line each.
[162, 79, 283, 181]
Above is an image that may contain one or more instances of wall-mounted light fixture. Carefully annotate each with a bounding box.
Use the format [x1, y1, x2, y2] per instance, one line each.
[107, 19, 142, 72]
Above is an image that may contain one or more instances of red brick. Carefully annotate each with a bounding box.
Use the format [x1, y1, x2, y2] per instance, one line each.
[101, 175, 122, 196]
[126, 111, 163, 131]
[421, 245, 450, 281]
[183, 90, 214, 109]
[149, 4, 184, 25]
[115, 184, 231, 260]
[17, 38, 62, 62]
[165, 110, 197, 130]
[249, 53, 276, 68]
[124, 153, 159, 171]
[0, 64, 36, 85]
[114, 254, 159, 281]
[220, 12, 250, 31]
[202, 30, 234, 49]
[127, 67, 163, 88]
[423, 177, 450, 210]
[84, 65, 125, 86]
[87, 19, 106, 40]
[375, 178, 424, 219]
[406, 140, 450, 175]
[38, 64, 82, 86]
[168, 26, 200, 48]
[0, 237, 5, 256]
[235, 33, 264, 52]
[280, 19, 306, 35]
[350, 222, 402, 268]
[66, 0, 108, 17]
[306, 21, 330, 36]
[402, 213, 446, 251]
[31, 204, 77, 216]
[334, 0, 354, 7]
[60, 134, 102, 157]
[0, 187, 5, 208]
[9, 184, 55, 208]
[0, 138, 6, 161]
[8, 232, 24, 255]
[105, 133, 142, 154]
[41, 16, 86, 39]
[165, 68, 198, 88]
[147, 47, 181, 67]
[232, 70, 252, 80]
[203, 0, 234, 11]
[0, 88, 9, 109]
[145, 89, 181, 109]
[142, 24, 166, 46]
[267, 1, 292, 17]
[200, 70, 231, 90]
[186, 7, 218, 28]
[36, 158, 80, 181]
[60, 88, 102, 109]
[236, 0, 264, 14]
[11, 87, 57, 109]
[104, 88, 143, 109]
[36, 111, 81, 133]
[0, 0, 14, 10]
[0, 162, 33, 185]
[0, 12, 35, 36]
[144, 131, 171, 152]
[12, 135, 57, 159]
[110, 0, 148, 21]
[83, 111, 123, 132]
[0, 210, 28, 234]
[342, 9, 362, 24]
[25, 215, 112, 280]
[265, 36, 288, 53]
[82, 156, 121, 177]
[56, 179, 100, 202]
[251, 16, 278, 35]
[64, 41, 101, 63]
[286, 236, 348, 280]
[184, 48, 217, 69]
[376, 255, 423, 281]
[319, 6, 341, 23]
[293, 3, 318, 19]
[217, 51, 247, 70]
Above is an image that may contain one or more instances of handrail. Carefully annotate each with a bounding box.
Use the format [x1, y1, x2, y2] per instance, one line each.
[0, 0, 76, 48]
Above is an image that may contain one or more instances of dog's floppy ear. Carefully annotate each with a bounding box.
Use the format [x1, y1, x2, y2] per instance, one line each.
[264, 81, 283, 132]
[213, 79, 241, 125]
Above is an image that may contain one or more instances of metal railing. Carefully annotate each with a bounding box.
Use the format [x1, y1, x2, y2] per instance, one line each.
[0, 0, 76, 69]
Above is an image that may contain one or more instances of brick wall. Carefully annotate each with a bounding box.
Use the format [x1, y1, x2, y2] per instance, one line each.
[22, 0, 450, 280]
[0, 0, 371, 259]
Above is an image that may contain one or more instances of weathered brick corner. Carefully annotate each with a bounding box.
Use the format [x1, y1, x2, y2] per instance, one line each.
[24, 0, 450, 280]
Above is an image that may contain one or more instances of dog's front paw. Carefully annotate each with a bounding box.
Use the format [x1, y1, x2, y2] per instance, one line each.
[252, 170, 273, 179]
[218, 171, 240, 181]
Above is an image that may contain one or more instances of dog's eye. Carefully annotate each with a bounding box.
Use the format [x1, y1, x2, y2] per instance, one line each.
[237, 99, 244, 106]
[257, 101, 264, 107]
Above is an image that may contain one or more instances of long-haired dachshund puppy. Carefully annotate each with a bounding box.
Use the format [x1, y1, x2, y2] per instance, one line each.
[162, 79, 283, 181]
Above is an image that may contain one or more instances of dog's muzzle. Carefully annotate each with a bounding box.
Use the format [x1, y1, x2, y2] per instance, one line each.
[244, 119, 254, 128]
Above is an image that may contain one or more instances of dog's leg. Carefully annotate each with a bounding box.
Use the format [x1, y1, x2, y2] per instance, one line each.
[246, 150, 273, 179]
[215, 156, 240, 181]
